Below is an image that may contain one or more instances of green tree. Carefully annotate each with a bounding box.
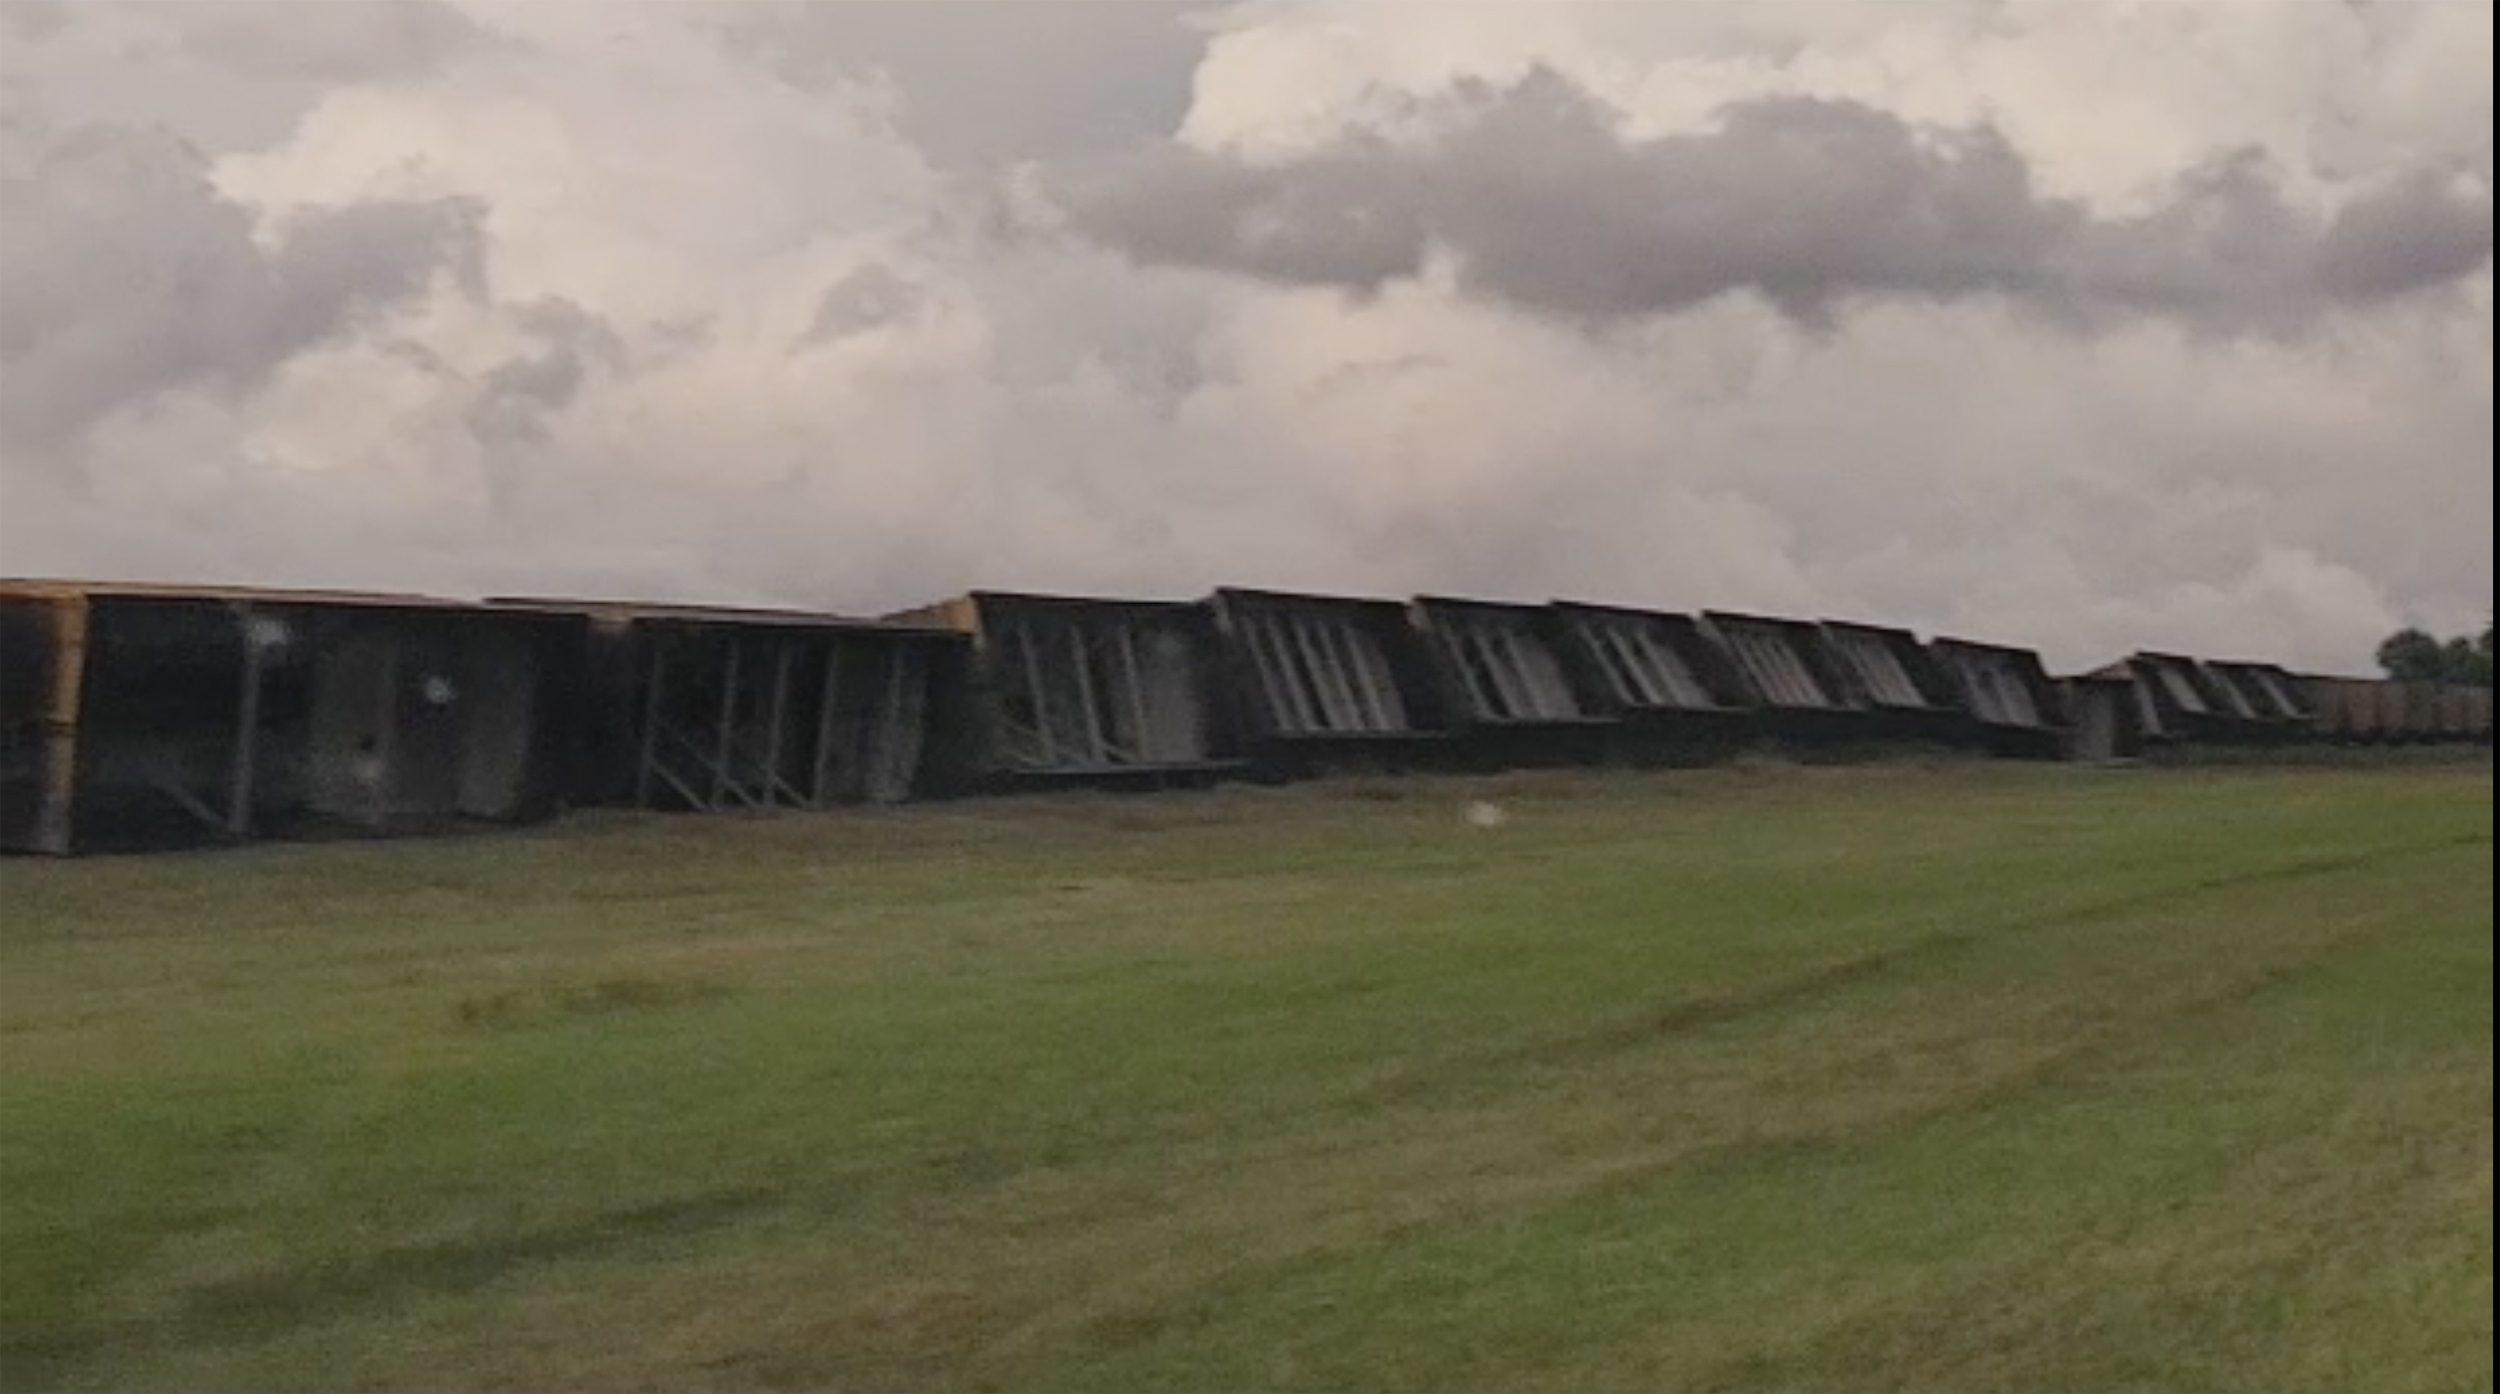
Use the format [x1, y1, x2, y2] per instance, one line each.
[2378, 625, 2497, 687]
[2443, 636, 2494, 688]
[2379, 627, 2448, 682]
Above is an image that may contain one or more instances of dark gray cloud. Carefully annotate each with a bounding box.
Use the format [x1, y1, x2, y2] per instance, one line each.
[806, 263, 925, 342]
[461, 297, 622, 447]
[459, 298, 625, 514]
[157, 0, 504, 85]
[2315, 168, 2498, 299]
[0, 1, 71, 46]
[0, 4, 2485, 672]
[1062, 66, 2494, 332]
[722, 0, 1220, 166]
[1060, 134, 1436, 291]
[0, 123, 484, 450]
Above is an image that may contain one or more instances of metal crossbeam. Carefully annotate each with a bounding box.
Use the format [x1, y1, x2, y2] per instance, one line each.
[761, 642, 793, 803]
[1444, 628, 1499, 719]
[710, 641, 741, 808]
[1585, 621, 1654, 707]
[1111, 620, 1151, 762]
[636, 646, 668, 808]
[367, 636, 401, 828]
[1247, 615, 1311, 735]
[1066, 622, 1106, 764]
[146, 763, 231, 835]
[1015, 622, 1061, 765]
[812, 643, 845, 807]
[226, 603, 268, 836]
[641, 732, 712, 810]
[655, 721, 762, 810]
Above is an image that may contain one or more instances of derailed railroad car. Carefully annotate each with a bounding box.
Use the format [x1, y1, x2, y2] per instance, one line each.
[886, 591, 1244, 790]
[497, 599, 968, 812]
[1206, 588, 1451, 776]
[2, 581, 588, 854]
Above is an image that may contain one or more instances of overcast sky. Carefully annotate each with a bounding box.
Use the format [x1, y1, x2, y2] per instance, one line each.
[1, 0, 2489, 671]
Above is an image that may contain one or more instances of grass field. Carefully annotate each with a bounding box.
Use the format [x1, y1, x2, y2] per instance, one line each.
[1, 759, 2491, 1392]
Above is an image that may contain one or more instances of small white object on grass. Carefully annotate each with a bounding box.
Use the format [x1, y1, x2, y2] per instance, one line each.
[1464, 800, 1509, 829]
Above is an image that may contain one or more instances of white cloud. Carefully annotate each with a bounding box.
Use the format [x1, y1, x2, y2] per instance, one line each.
[0, 0, 2487, 675]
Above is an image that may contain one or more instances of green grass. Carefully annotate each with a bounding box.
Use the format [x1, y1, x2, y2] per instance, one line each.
[0, 759, 2490, 1392]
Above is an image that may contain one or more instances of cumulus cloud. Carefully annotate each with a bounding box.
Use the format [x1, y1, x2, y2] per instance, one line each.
[0, 2, 70, 45]
[137, 0, 506, 85]
[1064, 66, 2492, 333]
[0, 122, 482, 451]
[806, 263, 926, 343]
[0, 0, 2488, 677]
[721, 0, 1222, 166]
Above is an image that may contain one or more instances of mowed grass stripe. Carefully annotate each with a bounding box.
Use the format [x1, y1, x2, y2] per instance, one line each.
[0, 761, 2489, 1392]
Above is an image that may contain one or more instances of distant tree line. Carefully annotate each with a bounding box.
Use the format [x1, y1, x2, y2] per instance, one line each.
[2378, 624, 2495, 687]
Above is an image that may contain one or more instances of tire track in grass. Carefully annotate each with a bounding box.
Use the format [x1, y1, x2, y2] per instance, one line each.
[1338, 833, 2484, 1114]
[3, 1188, 782, 1386]
[953, 843, 2463, 1382]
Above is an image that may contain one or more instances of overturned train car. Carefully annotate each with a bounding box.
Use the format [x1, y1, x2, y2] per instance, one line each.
[2300, 676, 2493, 746]
[1, 582, 587, 854]
[1929, 637, 2067, 759]
[1408, 597, 1618, 767]
[1206, 588, 1451, 775]
[1815, 620, 1975, 746]
[1547, 602, 1755, 762]
[1696, 611, 1861, 748]
[890, 592, 1245, 789]
[519, 601, 969, 813]
[2076, 659, 2490, 751]
[9, 573, 2487, 857]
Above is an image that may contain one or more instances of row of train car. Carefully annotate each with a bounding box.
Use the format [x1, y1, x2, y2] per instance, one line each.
[1, 578, 2489, 854]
